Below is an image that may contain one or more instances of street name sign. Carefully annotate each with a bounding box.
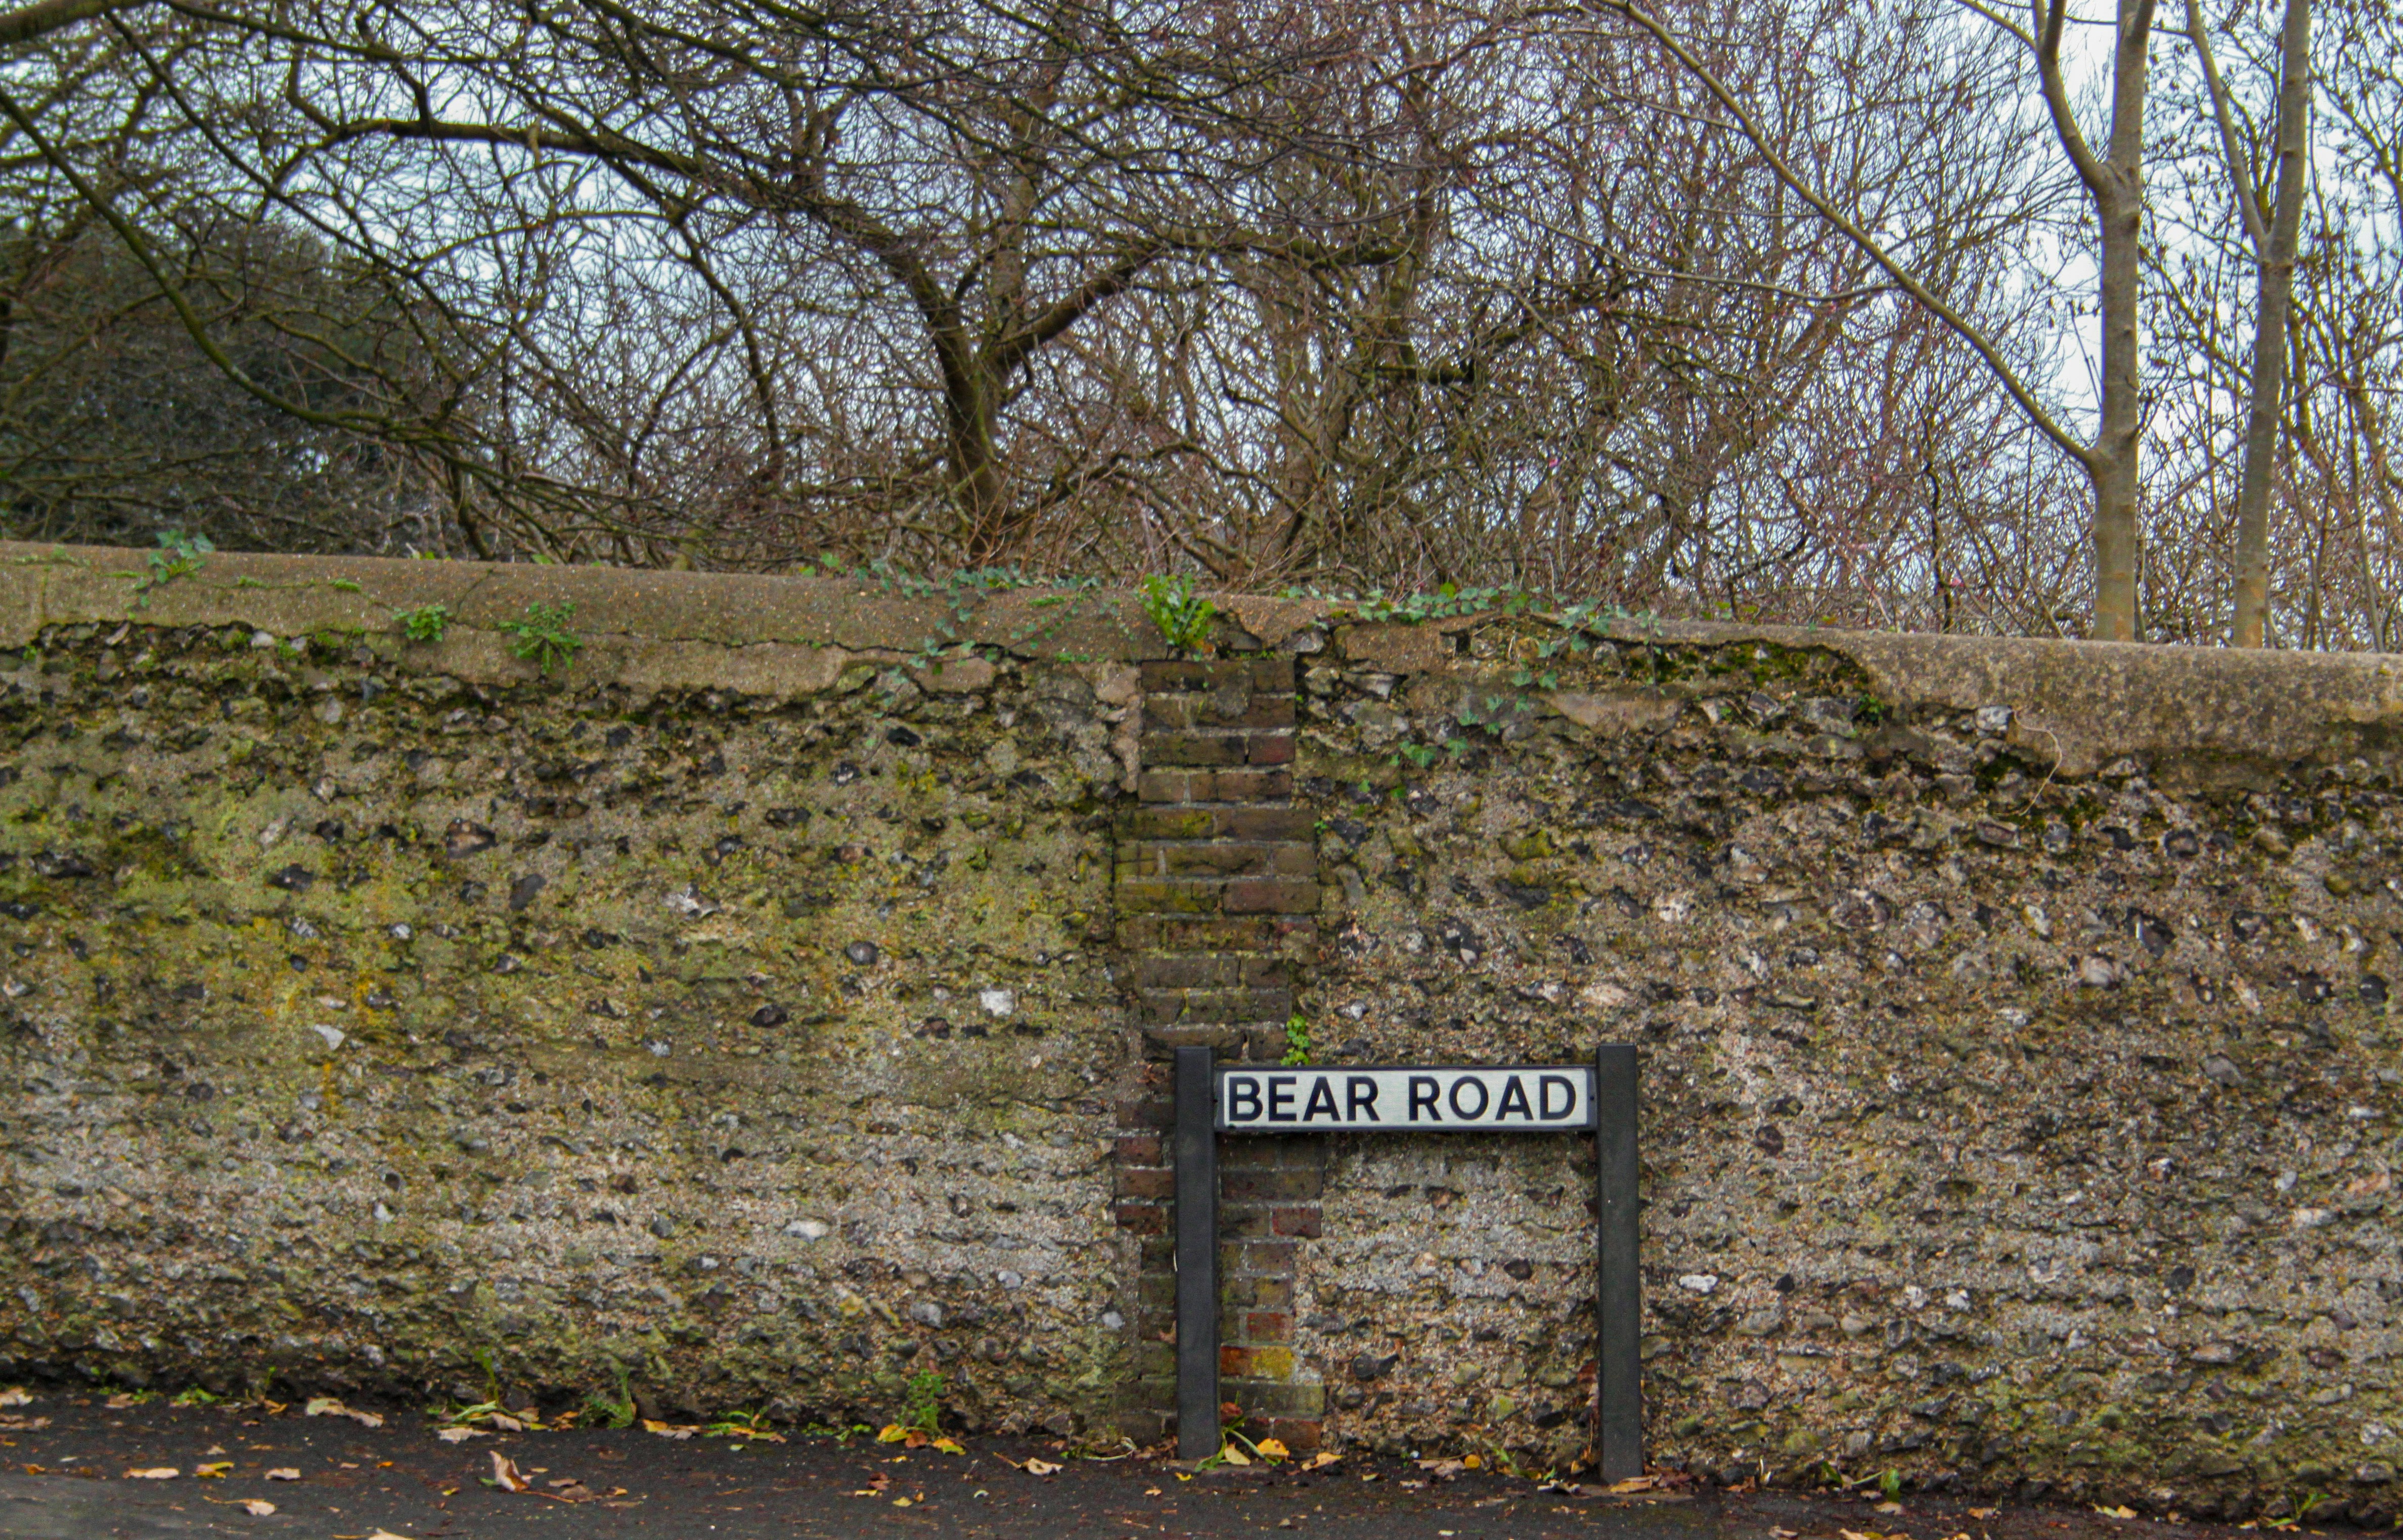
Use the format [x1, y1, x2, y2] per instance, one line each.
[1172, 1045, 1640, 1481]
[1216, 1065, 1595, 1131]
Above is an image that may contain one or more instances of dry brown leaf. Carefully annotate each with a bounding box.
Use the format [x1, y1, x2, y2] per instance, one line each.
[491, 1414, 526, 1432]
[368, 1530, 417, 1539]
[0, 1416, 51, 1431]
[264, 1467, 300, 1481]
[1607, 1476, 1662, 1494]
[239, 1499, 276, 1516]
[490, 1451, 532, 1493]
[1218, 1446, 1251, 1467]
[196, 1461, 232, 1478]
[0, 1388, 32, 1408]
[1024, 1457, 1062, 1475]
[105, 1393, 140, 1410]
[640, 1419, 698, 1439]
[1303, 1451, 1342, 1470]
[125, 1467, 180, 1479]
[436, 1427, 490, 1443]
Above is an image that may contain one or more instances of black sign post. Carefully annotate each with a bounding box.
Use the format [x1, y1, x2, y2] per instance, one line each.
[1171, 1045, 1642, 1474]
[1173, 1046, 1221, 1462]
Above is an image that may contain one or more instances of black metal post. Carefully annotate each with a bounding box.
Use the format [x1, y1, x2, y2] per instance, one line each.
[1594, 1043, 1642, 1479]
[1174, 1046, 1220, 1462]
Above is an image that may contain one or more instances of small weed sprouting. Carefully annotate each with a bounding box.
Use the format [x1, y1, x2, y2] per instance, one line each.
[1280, 1013, 1312, 1067]
[395, 603, 452, 643]
[903, 1368, 945, 1435]
[501, 602, 583, 675]
[170, 1386, 225, 1408]
[135, 529, 213, 607]
[705, 1407, 784, 1443]
[1139, 573, 1217, 656]
[582, 1364, 636, 1430]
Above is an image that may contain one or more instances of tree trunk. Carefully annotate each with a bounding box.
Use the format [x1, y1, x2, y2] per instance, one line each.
[2231, 0, 2313, 648]
[2086, 0, 2156, 644]
[2090, 182, 2145, 642]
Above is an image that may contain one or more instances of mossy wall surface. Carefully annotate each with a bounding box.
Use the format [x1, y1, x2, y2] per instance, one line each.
[1287, 630, 2403, 1520]
[0, 543, 1145, 1435]
[3, 541, 2401, 1519]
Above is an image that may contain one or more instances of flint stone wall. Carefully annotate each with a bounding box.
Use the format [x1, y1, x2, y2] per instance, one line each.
[1, 540, 2399, 1521]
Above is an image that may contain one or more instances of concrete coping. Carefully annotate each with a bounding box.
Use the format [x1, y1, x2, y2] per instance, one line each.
[8, 539, 2403, 781]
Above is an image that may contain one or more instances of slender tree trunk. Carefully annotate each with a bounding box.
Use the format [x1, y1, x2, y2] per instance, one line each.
[2231, 0, 2313, 648]
[2087, 0, 2156, 643]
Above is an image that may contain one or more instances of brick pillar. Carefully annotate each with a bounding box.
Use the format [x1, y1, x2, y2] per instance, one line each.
[1111, 656, 1324, 1452]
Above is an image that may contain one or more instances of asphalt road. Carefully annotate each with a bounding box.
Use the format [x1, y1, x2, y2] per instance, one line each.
[0, 1389, 2270, 1540]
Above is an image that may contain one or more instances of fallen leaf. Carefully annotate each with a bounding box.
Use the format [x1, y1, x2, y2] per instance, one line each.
[1024, 1457, 1062, 1475]
[640, 1419, 697, 1440]
[1462, 1453, 1481, 1470]
[490, 1451, 532, 1493]
[105, 1393, 141, 1410]
[0, 1416, 51, 1431]
[436, 1427, 490, 1443]
[303, 1396, 386, 1429]
[931, 1437, 966, 1455]
[1256, 1438, 1291, 1462]
[491, 1414, 526, 1432]
[196, 1462, 233, 1477]
[0, 1388, 31, 1408]
[1303, 1451, 1342, 1470]
[1607, 1476, 1662, 1495]
[368, 1531, 418, 1539]
[893, 1497, 914, 1507]
[1219, 1446, 1251, 1467]
[240, 1499, 276, 1516]
[877, 1423, 912, 1444]
[1877, 1502, 1907, 1515]
[2095, 1506, 2138, 1521]
[1970, 1511, 2000, 1521]
[125, 1467, 180, 1480]
[264, 1467, 300, 1481]
[1772, 1529, 1801, 1537]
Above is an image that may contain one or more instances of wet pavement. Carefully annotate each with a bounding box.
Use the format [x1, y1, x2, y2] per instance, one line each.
[0, 1387, 2301, 1540]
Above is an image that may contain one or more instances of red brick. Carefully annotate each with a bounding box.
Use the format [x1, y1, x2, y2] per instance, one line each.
[1114, 1133, 1163, 1164]
[1115, 1166, 1175, 1199]
[1147, 732, 1248, 767]
[1209, 768, 1292, 801]
[1136, 769, 1208, 803]
[1223, 878, 1320, 914]
[1248, 657, 1297, 691]
[1270, 1205, 1322, 1238]
[1142, 660, 1246, 692]
[1247, 734, 1296, 766]
[1114, 1201, 1166, 1234]
[1118, 806, 1215, 838]
[1116, 878, 1221, 914]
[1243, 1310, 1295, 1342]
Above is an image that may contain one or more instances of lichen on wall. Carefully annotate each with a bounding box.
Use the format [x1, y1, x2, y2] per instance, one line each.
[1289, 624, 2403, 1520]
[0, 611, 1136, 1434]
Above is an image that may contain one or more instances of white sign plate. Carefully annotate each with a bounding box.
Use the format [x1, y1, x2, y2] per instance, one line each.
[1215, 1065, 1596, 1132]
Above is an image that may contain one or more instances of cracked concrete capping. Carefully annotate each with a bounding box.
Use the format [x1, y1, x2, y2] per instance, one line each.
[11, 540, 2403, 778]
